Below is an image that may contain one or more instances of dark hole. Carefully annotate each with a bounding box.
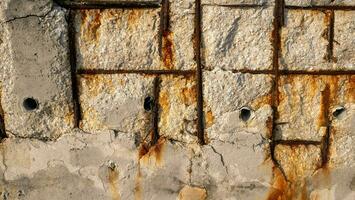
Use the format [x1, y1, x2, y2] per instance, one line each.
[23, 98, 38, 111]
[332, 107, 345, 118]
[240, 107, 251, 122]
[144, 96, 154, 111]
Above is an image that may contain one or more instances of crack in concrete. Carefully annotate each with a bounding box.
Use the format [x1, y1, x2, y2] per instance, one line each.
[209, 145, 228, 174]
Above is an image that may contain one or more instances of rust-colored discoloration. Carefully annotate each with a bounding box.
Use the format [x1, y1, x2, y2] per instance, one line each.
[266, 167, 290, 200]
[267, 145, 323, 200]
[134, 167, 142, 200]
[251, 94, 273, 109]
[127, 10, 143, 26]
[266, 116, 273, 139]
[178, 185, 207, 200]
[162, 31, 175, 69]
[78, 74, 115, 97]
[318, 84, 330, 128]
[108, 168, 121, 200]
[181, 84, 197, 105]
[205, 109, 214, 129]
[80, 10, 102, 42]
[139, 138, 166, 166]
[345, 75, 355, 103]
[159, 90, 170, 128]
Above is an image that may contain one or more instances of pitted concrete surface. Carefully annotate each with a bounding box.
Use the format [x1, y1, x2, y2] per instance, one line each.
[0, 0, 354, 200]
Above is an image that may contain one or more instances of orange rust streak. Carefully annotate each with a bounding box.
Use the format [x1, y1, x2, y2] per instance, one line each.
[80, 10, 102, 42]
[108, 169, 121, 200]
[139, 138, 166, 166]
[266, 167, 289, 200]
[162, 31, 175, 69]
[318, 84, 330, 127]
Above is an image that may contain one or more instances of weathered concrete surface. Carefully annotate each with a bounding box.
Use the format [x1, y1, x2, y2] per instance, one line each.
[75, 9, 161, 70]
[276, 75, 354, 141]
[78, 74, 155, 136]
[196, 69, 274, 199]
[167, 0, 196, 70]
[280, 9, 330, 71]
[0, 0, 354, 199]
[1, 5, 74, 140]
[202, 6, 274, 70]
[285, 0, 355, 6]
[159, 75, 198, 144]
[203, 69, 273, 142]
[334, 11, 355, 70]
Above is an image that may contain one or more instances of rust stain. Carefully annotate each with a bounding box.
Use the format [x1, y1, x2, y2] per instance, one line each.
[159, 90, 170, 128]
[266, 167, 290, 200]
[108, 168, 121, 200]
[267, 145, 324, 200]
[80, 10, 102, 42]
[79, 75, 114, 97]
[134, 167, 142, 200]
[139, 138, 166, 166]
[127, 10, 143, 26]
[181, 84, 197, 105]
[265, 116, 273, 138]
[251, 94, 272, 108]
[162, 31, 175, 69]
[345, 75, 355, 103]
[205, 110, 214, 129]
[318, 84, 330, 128]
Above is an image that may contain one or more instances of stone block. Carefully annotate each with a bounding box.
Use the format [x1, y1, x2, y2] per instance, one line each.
[334, 11, 355, 70]
[166, 0, 196, 70]
[78, 74, 155, 137]
[277, 75, 354, 141]
[75, 9, 162, 70]
[280, 9, 330, 70]
[2, 7, 74, 140]
[159, 75, 198, 143]
[203, 69, 274, 142]
[202, 6, 274, 70]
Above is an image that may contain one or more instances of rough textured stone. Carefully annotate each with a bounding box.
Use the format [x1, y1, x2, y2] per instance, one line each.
[280, 9, 330, 71]
[167, 0, 196, 70]
[277, 75, 354, 141]
[203, 69, 274, 142]
[75, 9, 161, 70]
[285, 0, 355, 6]
[334, 11, 355, 70]
[78, 74, 155, 136]
[202, 0, 275, 5]
[1, 6, 74, 140]
[159, 75, 198, 143]
[202, 6, 274, 70]
[0, 0, 354, 199]
[197, 69, 274, 199]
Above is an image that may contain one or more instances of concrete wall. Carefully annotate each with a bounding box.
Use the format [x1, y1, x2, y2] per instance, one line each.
[0, 0, 354, 199]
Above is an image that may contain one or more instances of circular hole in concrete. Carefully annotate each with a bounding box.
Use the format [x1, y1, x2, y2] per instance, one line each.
[332, 106, 345, 118]
[240, 107, 251, 122]
[23, 98, 38, 111]
[144, 96, 154, 111]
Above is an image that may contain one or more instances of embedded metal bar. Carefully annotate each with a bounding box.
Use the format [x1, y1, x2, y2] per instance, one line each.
[77, 69, 195, 75]
[285, 5, 355, 11]
[55, 0, 161, 9]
